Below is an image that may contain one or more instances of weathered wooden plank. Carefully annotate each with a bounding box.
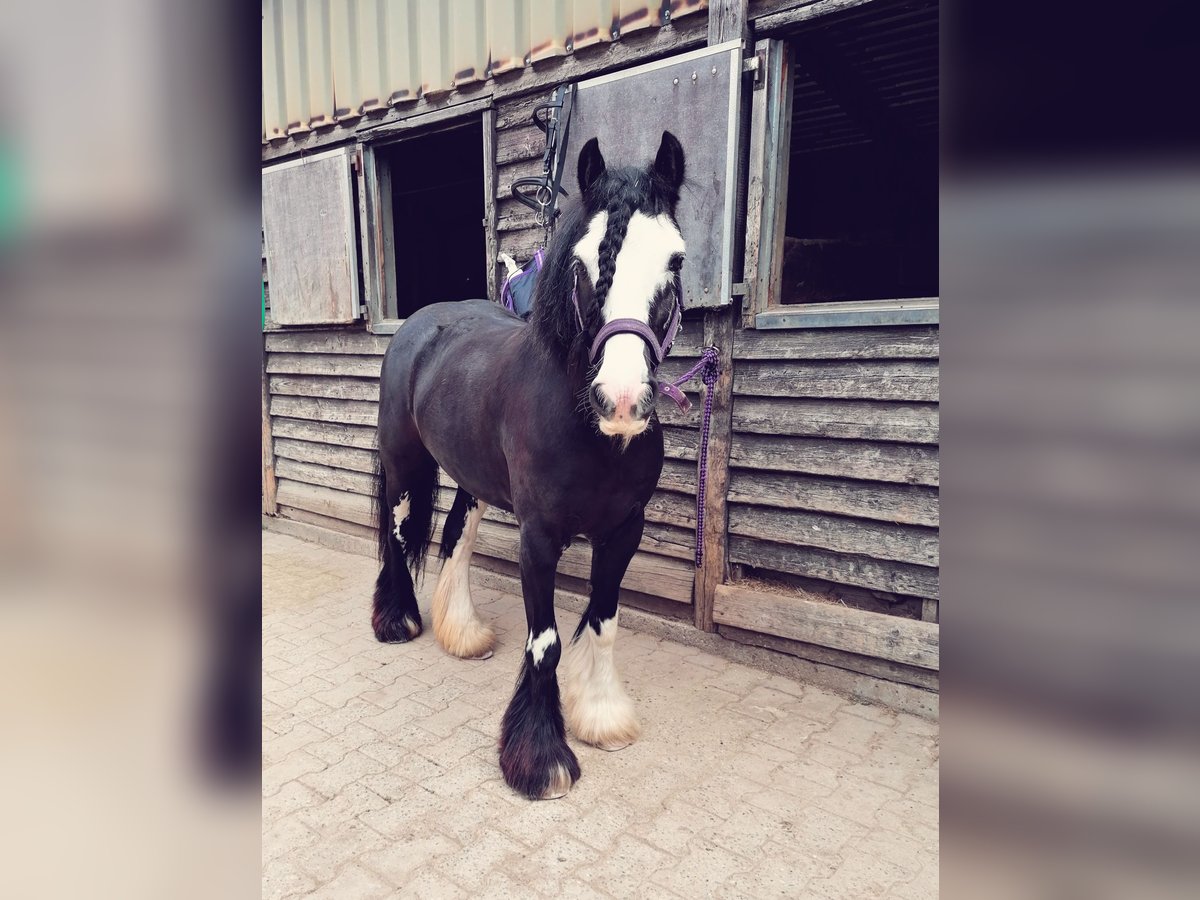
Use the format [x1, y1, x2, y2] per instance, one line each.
[433, 485, 697, 563]
[728, 470, 939, 527]
[265, 330, 391, 355]
[495, 93, 545, 131]
[270, 394, 379, 427]
[714, 582, 939, 670]
[657, 459, 698, 495]
[645, 491, 697, 528]
[271, 418, 378, 451]
[273, 437, 377, 474]
[733, 326, 940, 360]
[641, 521, 698, 562]
[732, 397, 939, 444]
[731, 434, 939, 486]
[734, 359, 939, 401]
[728, 536, 940, 599]
[461, 518, 695, 604]
[262, 149, 359, 325]
[495, 124, 544, 166]
[497, 228, 543, 263]
[269, 374, 380, 402]
[720, 623, 939, 691]
[496, 209, 540, 234]
[276, 478, 374, 528]
[266, 514, 376, 558]
[266, 352, 383, 378]
[662, 426, 699, 462]
[729, 505, 939, 567]
[495, 157, 544, 201]
[275, 457, 376, 496]
[278, 504, 377, 542]
[483, 108, 500, 303]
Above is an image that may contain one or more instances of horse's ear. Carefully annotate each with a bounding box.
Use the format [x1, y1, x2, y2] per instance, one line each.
[652, 131, 685, 193]
[578, 137, 606, 197]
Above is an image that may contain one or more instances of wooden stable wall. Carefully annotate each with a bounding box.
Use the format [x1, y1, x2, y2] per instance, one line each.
[262, 3, 941, 711]
[263, 328, 702, 618]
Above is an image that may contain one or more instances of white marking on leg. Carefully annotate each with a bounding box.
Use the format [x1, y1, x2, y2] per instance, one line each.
[526, 627, 559, 666]
[391, 492, 411, 544]
[431, 501, 495, 659]
[563, 613, 640, 750]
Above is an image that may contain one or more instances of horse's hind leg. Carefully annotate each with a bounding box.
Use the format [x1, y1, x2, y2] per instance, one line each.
[563, 507, 643, 751]
[432, 488, 495, 659]
[372, 448, 437, 643]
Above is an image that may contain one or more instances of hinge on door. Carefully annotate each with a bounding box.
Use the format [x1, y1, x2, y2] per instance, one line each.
[743, 53, 761, 84]
[351, 150, 362, 174]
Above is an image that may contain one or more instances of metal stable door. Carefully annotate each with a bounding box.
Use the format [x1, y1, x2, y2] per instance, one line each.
[560, 40, 745, 311]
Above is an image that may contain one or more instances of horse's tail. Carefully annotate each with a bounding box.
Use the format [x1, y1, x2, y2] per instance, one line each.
[374, 452, 438, 582]
[374, 455, 390, 564]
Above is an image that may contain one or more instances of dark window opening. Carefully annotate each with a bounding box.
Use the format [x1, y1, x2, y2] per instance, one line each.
[380, 121, 485, 318]
[781, 0, 938, 304]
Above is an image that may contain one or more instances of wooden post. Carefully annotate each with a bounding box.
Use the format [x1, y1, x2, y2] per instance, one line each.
[693, 0, 749, 632]
[261, 335, 278, 516]
[708, 0, 749, 44]
[742, 38, 792, 328]
[482, 107, 500, 302]
[695, 309, 736, 631]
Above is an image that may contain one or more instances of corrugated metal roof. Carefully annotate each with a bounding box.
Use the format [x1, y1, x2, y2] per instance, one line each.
[263, 0, 708, 144]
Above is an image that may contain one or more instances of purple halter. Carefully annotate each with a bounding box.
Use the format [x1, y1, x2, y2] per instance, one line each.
[570, 273, 686, 406]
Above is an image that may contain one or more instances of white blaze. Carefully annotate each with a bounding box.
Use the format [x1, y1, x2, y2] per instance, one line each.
[574, 210, 685, 438]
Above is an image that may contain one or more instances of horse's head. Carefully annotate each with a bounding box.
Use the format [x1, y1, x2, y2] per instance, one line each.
[571, 132, 686, 443]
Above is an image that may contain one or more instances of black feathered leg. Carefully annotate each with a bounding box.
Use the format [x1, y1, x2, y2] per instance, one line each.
[498, 521, 580, 799]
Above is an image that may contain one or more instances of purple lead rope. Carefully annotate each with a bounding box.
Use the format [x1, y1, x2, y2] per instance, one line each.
[659, 347, 720, 568]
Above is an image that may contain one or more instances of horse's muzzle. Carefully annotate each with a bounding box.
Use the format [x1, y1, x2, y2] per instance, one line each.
[590, 380, 655, 439]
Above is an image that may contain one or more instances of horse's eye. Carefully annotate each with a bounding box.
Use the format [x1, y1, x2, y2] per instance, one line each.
[668, 254, 684, 273]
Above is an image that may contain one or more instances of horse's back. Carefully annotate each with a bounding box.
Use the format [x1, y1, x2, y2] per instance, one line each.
[380, 300, 522, 403]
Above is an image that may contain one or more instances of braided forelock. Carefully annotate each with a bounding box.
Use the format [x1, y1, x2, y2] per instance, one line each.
[591, 196, 637, 314]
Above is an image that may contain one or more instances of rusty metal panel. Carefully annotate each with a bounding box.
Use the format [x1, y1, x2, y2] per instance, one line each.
[562, 41, 743, 309]
[262, 0, 706, 144]
[668, 0, 707, 21]
[571, 1, 617, 51]
[453, 0, 489, 86]
[617, 0, 659, 36]
[529, 0, 570, 63]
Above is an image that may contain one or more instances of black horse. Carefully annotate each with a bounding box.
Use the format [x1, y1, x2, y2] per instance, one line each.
[372, 132, 687, 800]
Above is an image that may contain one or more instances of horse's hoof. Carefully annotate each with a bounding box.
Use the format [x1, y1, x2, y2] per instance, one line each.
[373, 612, 422, 644]
[537, 764, 575, 800]
[465, 649, 494, 660]
[499, 743, 580, 801]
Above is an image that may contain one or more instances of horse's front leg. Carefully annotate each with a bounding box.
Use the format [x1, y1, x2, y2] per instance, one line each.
[564, 506, 643, 751]
[499, 520, 580, 800]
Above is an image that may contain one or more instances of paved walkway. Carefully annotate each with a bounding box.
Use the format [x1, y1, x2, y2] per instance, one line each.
[263, 531, 938, 899]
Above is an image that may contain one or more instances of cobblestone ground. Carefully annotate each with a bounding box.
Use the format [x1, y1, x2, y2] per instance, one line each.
[264, 531, 939, 899]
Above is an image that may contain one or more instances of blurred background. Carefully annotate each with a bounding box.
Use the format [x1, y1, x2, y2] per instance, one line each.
[0, 1, 261, 898]
[0, 0, 1196, 898]
[941, 1, 1200, 897]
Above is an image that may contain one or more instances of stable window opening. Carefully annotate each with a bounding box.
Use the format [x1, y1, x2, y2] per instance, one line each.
[753, 0, 938, 326]
[367, 118, 487, 326]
